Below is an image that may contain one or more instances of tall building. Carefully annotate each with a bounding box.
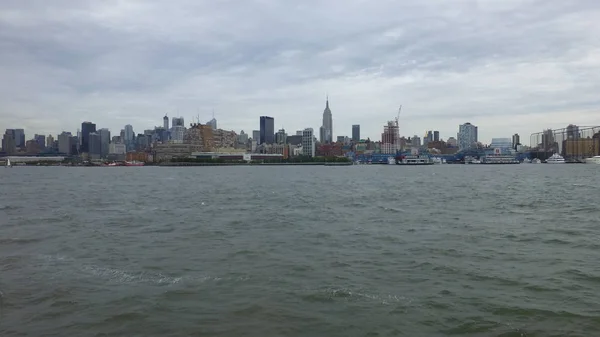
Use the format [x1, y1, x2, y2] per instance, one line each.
[260, 116, 275, 144]
[381, 120, 400, 154]
[13, 129, 25, 148]
[238, 130, 249, 145]
[171, 125, 185, 143]
[207, 117, 217, 130]
[412, 135, 421, 147]
[124, 124, 135, 151]
[46, 135, 55, 150]
[252, 130, 260, 143]
[2, 130, 16, 154]
[566, 124, 580, 140]
[352, 125, 360, 142]
[434, 131, 440, 142]
[320, 97, 333, 143]
[512, 133, 520, 149]
[163, 115, 169, 130]
[58, 132, 72, 155]
[88, 132, 102, 158]
[172, 117, 185, 127]
[81, 122, 97, 153]
[457, 122, 478, 150]
[276, 129, 287, 144]
[302, 128, 315, 157]
[98, 128, 111, 158]
[34, 134, 46, 150]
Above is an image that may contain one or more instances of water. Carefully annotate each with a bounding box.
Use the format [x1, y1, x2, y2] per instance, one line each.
[1, 165, 599, 336]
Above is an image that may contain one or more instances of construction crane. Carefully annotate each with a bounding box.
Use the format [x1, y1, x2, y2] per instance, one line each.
[395, 105, 402, 127]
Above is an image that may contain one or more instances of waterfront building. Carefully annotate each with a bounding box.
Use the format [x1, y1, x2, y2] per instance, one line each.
[352, 125, 360, 142]
[260, 116, 275, 144]
[109, 143, 126, 155]
[302, 128, 315, 157]
[2, 130, 16, 155]
[320, 97, 333, 144]
[457, 122, 478, 150]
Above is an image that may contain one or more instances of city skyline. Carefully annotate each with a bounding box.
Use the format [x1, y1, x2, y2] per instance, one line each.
[1, 1, 600, 141]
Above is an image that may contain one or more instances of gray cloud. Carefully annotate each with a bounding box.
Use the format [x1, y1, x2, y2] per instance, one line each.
[1, 0, 600, 144]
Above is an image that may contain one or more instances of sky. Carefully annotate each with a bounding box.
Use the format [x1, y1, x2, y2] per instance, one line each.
[1, 0, 599, 145]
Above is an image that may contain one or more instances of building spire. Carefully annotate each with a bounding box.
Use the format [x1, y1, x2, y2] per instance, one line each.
[325, 94, 329, 109]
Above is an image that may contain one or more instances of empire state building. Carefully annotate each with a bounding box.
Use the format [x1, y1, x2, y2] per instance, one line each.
[320, 97, 333, 143]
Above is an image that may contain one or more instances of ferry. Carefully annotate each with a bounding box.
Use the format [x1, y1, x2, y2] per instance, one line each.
[125, 161, 145, 167]
[584, 156, 600, 164]
[481, 155, 519, 164]
[545, 153, 565, 164]
[395, 155, 434, 165]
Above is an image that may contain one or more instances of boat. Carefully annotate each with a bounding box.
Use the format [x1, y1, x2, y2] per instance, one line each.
[387, 157, 396, 165]
[545, 153, 565, 164]
[5, 158, 12, 168]
[522, 158, 532, 164]
[125, 161, 145, 167]
[395, 155, 434, 165]
[584, 155, 600, 164]
[465, 156, 481, 164]
[532, 158, 541, 164]
[481, 155, 519, 164]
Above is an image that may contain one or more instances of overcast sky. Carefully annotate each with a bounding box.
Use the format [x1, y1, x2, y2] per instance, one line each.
[1, 0, 599, 144]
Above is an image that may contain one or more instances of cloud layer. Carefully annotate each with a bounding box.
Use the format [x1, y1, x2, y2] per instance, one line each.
[1, 0, 600, 144]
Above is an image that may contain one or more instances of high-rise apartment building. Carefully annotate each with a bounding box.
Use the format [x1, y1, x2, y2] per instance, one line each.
[457, 122, 478, 150]
[302, 128, 315, 157]
[352, 125, 360, 142]
[81, 122, 96, 153]
[259, 116, 275, 144]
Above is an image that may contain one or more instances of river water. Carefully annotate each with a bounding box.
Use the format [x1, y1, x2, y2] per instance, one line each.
[1, 165, 599, 336]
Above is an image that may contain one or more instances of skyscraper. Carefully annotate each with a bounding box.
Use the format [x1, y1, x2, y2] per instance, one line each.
[124, 124, 134, 151]
[260, 116, 275, 144]
[320, 97, 333, 143]
[2, 130, 16, 154]
[88, 132, 102, 158]
[58, 132, 72, 155]
[81, 122, 96, 153]
[252, 130, 260, 144]
[433, 131, 440, 142]
[302, 128, 315, 157]
[13, 129, 25, 148]
[512, 133, 520, 149]
[457, 122, 478, 150]
[98, 128, 111, 158]
[172, 117, 185, 127]
[352, 125, 360, 142]
[163, 115, 169, 130]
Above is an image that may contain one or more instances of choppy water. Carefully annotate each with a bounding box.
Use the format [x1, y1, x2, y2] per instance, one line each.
[1, 165, 599, 336]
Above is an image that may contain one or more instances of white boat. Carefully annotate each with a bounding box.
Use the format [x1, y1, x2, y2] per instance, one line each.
[522, 158, 532, 164]
[545, 153, 565, 164]
[5, 158, 11, 168]
[584, 155, 600, 164]
[532, 158, 542, 164]
[387, 157, 396, 165]
[396, 155, 434, 165]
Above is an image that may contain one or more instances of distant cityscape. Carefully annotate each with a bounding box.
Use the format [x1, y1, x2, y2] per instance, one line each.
[1, 98, 599, 164]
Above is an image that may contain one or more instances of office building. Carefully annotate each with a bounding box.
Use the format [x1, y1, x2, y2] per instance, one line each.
[252, 130, 260, 144]
[98, 128, 111, 157]
[58, 132, 72, 155]
[352, 125, 360, 142]
[512, 133, 520, 149]
[81, 122, 96, 153]
[320, 97, 333, 143]
[276, 129, 287, 144]
[88, 132, 102, 158]
[124, 124, 135, 151]
[172, 117, 185, 127]
[260, 116, 275, 144]
[434, 131, 440, 142]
